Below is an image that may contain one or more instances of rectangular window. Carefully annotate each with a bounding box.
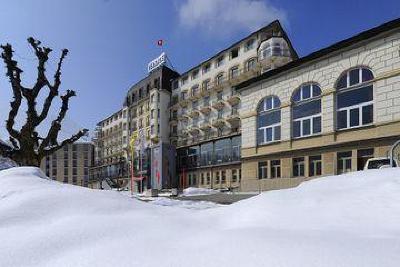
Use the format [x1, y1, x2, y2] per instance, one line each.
[230, 48, 239, 59]
[232, 169, 238, 183]
[271, 160, 281, 178]
[258, 161, 268, 179]
[293, 157, 305, 177]
[337, 151, 352, 174]
[201, 173, 205, 185]
[309, 155, 322, 177]
[215, 171, 220, 183]
[206, 172, 211, 185]
[216, 56, 224, 67]
[221, 170, 226, 184]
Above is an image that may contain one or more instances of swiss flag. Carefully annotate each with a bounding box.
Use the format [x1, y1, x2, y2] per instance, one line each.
[157, 39, 163, 46]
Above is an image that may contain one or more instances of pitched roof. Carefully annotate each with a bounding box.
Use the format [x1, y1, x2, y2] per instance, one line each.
[236, 17, 400, 91]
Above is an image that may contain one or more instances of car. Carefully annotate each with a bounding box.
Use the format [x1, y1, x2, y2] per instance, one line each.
[363, 157, 398, 170]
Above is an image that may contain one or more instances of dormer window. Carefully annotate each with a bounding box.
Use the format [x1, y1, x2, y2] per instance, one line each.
[216, 56, 224, 67]
[181, 76, 188, 86]
[192, 70, 199, 80]
[230, 48, 239, 59]
[245, 39, 255, 51]
[203, 63, 211, 74]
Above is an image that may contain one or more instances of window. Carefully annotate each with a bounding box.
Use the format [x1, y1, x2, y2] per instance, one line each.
[336, 68, 374, 130]
[230, 66, 239, 79]
[271, 160, 281, 178]
[201, 173, 205, 185]
[206, 172, 211, 185]
[202, 80, 210, 91]
[203, 64, 211, 74]
[215, 171, 220, 183]
[216, 56, 224, 67]
[292, 83, 322, 138]
[215, 139, 230, 163]
[192, 69, 199, 80]
[181, 76, 188, 86]
[246, 58, 256, 71]
[245, 39, 255, 51]
[258, 161, 268, 179]
[259, 39, 289, 60]
[230, 48, 239, 59]
[221, 170, 226, 184]
[337, 151, 352, 174]
[200, 142, 213, 165]
[216, 73, 224, 85]
[231, 136, 241, 162]
[309, 155, 322, 177]
[257, 96, 281, 145]
[232, 169, 238, 183]
[293, 157, 305, 177]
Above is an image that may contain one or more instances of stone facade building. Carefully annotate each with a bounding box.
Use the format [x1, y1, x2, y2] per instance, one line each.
[236, 18, 400, 191]
[172, 21, 298, 190]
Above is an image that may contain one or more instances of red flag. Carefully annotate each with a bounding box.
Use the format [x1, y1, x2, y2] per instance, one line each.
[157, 39, 163, 46]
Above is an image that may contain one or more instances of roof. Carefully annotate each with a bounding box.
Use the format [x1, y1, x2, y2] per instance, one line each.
[236, 17, 400, 90]
[174, 20, 298, 80]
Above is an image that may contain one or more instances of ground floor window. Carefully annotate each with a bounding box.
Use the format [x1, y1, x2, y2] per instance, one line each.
[309, 155, 322, 176]
[357, 148, 374, 171]
[239, 169, 241, 182]
[207, 172, 211, 185]
[188, 173, 197, 186]
[293, 157, 305, 177]
[337, 151, 352, 174]
[201, 173, 205, 185]
[215, 171, 220, 184]
[271, 160, 281, 178]
[232, 169, 237, 183]
[258, 161, 268, 179]
[221, 170, 226, 184]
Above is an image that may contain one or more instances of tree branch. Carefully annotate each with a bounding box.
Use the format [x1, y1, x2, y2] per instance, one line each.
[42, 129, 88, 156]
[27, 37, 52, 97]
[39, 90, 76, 150]
[0, 44, 23, 142]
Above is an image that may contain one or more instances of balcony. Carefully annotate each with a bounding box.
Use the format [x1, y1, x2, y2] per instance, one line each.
[179, 97, 189, 107]
[200, 120, 212, 130]
[178, 130, 189, 138]
[188, 107, 200, 118]
[188, 124, 200, 135]
[200, 102, 212, 114]
[212, 118, 226, 128]
[226, 109, 240, 126]
[226, 90, 240, 106]
[178, 111, 189, 121]
[211, 98, 225, 110]
[201, 85, 212, 96]
[189, 87, 201, 101]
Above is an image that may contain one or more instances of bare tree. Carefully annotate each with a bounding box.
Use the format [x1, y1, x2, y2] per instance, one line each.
[0, 38, 88, 166]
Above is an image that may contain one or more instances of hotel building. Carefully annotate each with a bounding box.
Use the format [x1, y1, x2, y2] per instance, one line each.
[124, 65, 179, 192]
[171, 21, 298, 190]
[236, 18, 400, 191]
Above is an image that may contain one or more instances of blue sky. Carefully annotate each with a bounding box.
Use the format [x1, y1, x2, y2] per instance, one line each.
[0, 0, 399, 141]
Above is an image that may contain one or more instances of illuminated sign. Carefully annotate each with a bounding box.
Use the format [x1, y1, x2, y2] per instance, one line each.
[148, 52, 166, 73]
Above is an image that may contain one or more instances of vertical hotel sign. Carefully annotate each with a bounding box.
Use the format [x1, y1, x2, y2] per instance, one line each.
[148, 52, 166, 73]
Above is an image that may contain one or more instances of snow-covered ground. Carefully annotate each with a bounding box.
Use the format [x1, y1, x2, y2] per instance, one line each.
[181, 186, 219, 196]
[1, 167, 400, 267]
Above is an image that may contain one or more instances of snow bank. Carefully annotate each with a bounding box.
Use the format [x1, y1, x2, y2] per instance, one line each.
[1, 167, 400, 267]
[181, 186, 219, 196]
[0, 156, 18, 171]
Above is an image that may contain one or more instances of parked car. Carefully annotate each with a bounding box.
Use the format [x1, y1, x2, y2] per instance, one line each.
[363, 157, 398, 170]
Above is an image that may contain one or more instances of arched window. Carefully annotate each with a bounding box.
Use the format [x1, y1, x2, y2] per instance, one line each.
[257, 96, 281, 145]
[292, 83, 322, 138]
[246, 58, 257, 71]
[216, 73, 224, 85]
[336, 68, 374, 130]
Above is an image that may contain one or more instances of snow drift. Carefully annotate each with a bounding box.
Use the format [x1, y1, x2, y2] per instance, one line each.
[1, 167, 400, 267]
